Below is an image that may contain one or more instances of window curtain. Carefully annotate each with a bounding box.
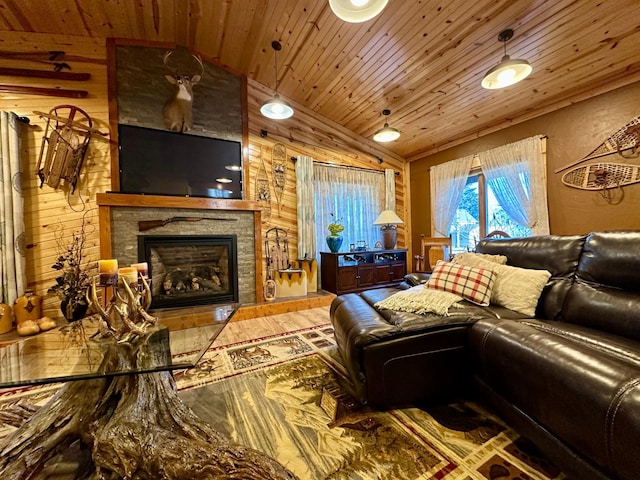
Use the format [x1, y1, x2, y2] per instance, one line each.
[0, 111, 26, 305]
[430, 155, 474, 236]
[295, 155, 316, 259]
[384, 168, 396, 211]
[314, 164, 384, 253]
[479, 136, 549, 235]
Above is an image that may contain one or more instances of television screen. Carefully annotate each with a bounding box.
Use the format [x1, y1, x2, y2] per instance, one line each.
[118, 124, 243, 199]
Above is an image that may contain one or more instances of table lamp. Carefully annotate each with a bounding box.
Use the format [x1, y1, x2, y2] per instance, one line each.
[373, 210, 404, 249]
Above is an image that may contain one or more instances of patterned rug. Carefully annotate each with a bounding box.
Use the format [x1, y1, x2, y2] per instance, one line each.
[0, 323, 565, 480]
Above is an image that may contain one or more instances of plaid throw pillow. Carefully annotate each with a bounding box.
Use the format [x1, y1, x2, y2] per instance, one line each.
[425, 261, 496, 306]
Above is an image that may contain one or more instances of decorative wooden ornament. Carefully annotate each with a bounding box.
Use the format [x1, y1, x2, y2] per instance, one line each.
[255, 146, 271, 220]
[272, 143, 287, 215]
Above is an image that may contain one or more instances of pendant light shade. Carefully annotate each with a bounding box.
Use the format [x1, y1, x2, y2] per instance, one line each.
[481, 29, 532, 90]
[373, 109, 400, 142]
[329, 0, 388, 23]
[261, 40, 294, 120]
[260, 94, 294, 120]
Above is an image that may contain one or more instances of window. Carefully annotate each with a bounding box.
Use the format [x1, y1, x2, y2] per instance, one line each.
[432, 137, 548, 254]
[313, 164, 384, 253]
[450, 169, 532, 253]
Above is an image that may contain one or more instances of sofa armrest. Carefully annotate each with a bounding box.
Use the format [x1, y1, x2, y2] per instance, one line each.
[403, 272, 431, 286]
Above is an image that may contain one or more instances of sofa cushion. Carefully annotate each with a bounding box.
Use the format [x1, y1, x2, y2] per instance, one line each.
[426, 261, 496, 306]
[469, 316, 640, 479]
[452, 251, 508, 265]
[561, 231, 640, 340]
[476, 234, 587, 319]
[453, 253, 551, 316]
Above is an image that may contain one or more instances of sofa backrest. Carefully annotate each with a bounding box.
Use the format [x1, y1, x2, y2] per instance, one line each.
[562, 231, 640, 340]
[476, 234, 587, 320]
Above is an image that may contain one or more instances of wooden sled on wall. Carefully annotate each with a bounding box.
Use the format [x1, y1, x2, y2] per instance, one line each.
[34, 105, 104, 193]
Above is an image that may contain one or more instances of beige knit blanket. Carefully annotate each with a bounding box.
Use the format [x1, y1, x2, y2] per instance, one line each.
[374, 285, 463, 316]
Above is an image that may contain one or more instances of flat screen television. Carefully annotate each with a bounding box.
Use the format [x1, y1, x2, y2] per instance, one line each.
[118, 124, 243, 199]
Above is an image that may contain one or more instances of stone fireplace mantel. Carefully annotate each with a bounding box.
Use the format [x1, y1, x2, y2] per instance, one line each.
[97, 193, 263, 304]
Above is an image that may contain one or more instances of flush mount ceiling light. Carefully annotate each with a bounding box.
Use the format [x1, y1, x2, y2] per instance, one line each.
[373, 109, 400, 142]
[260, 40, 294, 120]
[481, 29, 532, 89]
[225, 165, 242, 172]
[329, 0, 388, 23]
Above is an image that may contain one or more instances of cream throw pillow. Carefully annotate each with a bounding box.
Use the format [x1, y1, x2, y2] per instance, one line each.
[452, 252, 508, 265]
[452, 254, 551, 316]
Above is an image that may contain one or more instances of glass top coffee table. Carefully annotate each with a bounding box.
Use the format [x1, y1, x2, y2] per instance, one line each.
[0, 303, 236, 389]
[0, 304, 296, 480]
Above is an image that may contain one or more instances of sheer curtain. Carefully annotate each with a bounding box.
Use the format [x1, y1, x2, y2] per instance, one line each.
[0, 111, 26, 305]
[430, 155, 474, 236]
[479, 136, 549, 235]
[295, 155, 316, 259]
[314, 164, 384, 253]
[384, 168, 396, 210]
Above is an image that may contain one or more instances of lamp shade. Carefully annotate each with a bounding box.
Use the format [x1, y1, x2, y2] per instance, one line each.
[329, 0, 388, 23]
[481, 55, 532, 89]
[373, 210, 404, 226]
[373, 124, 400, 142]
[260, 94, 294, 119]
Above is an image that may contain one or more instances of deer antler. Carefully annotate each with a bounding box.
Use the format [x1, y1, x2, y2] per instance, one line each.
[90, 280, 116, 336]
[191, 53, 204, 77]
[163, 50, 177, 74]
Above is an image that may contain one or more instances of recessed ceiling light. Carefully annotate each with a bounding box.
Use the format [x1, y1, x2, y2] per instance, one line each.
[216, 177, 232, 183]
[225, 165, 242, 171]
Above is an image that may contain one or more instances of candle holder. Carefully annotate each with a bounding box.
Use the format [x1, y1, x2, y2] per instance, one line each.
[89, 274, 157, 340]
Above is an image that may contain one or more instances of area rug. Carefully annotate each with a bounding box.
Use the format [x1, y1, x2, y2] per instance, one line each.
[0, 323, 565, 480]
[175, 324, 564, 480]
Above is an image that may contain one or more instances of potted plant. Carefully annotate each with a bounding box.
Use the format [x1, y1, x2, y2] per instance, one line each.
[48, 214, 96, 321]
[326, 213, 344, 252]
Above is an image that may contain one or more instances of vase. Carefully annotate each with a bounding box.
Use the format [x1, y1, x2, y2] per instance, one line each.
[61, 299, 89, 322]
[326, 235, 343, 253]
[14, 290, 42, 324]
[0, 303, 12, 334]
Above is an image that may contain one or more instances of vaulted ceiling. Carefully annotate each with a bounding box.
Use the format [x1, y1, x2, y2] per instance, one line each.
[2, 0, 640, 161]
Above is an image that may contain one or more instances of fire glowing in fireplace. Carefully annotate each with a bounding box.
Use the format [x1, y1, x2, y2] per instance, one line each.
[138, 235, 238, 309]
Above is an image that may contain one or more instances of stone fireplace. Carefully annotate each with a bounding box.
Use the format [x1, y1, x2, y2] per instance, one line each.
[97, 193, 263, 307]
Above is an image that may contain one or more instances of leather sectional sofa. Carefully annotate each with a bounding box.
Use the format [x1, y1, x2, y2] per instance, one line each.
[330, 231, 640, 480]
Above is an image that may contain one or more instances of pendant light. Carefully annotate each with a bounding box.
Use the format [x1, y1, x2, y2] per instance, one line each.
[261, 40, 294, 120]
[373, 109, 400, 142]
[329, 0, 388, 23]
[481, 29, 532, 89]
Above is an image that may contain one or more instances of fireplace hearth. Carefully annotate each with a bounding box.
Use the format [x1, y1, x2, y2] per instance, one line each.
[139, 235, 239, 309]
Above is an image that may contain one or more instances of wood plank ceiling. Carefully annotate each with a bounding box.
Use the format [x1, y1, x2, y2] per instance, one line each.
[1, 0, 639, 161]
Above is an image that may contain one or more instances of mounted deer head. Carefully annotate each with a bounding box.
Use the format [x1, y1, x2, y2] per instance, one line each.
[162, 50, 204, 132]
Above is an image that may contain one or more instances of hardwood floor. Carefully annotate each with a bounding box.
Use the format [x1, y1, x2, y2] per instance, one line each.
[216, 306, 331, 345]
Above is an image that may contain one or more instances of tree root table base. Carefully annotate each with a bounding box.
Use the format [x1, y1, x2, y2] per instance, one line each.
[0, 331, 297, 480]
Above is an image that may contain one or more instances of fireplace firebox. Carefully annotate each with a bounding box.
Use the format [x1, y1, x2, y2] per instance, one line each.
[138, 235, 238, 309]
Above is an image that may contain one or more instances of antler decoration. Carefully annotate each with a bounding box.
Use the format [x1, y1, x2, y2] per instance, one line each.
[89, 275, 158, 342]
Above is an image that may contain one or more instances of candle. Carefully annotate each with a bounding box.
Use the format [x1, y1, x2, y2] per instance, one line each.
[118, 267, 138, 287]
[131, 262, 148, 278]
[99, 259, 119, 286]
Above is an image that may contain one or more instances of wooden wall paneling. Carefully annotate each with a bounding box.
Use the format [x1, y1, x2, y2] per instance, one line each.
[3, 1, 640, 161]
[3, 29, 410, 317]
[0, 32, 111, 318]
[247, 79, 409, 284]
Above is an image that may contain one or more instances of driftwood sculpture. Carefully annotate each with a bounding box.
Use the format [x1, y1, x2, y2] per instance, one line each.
[0, 277, 297, 480]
